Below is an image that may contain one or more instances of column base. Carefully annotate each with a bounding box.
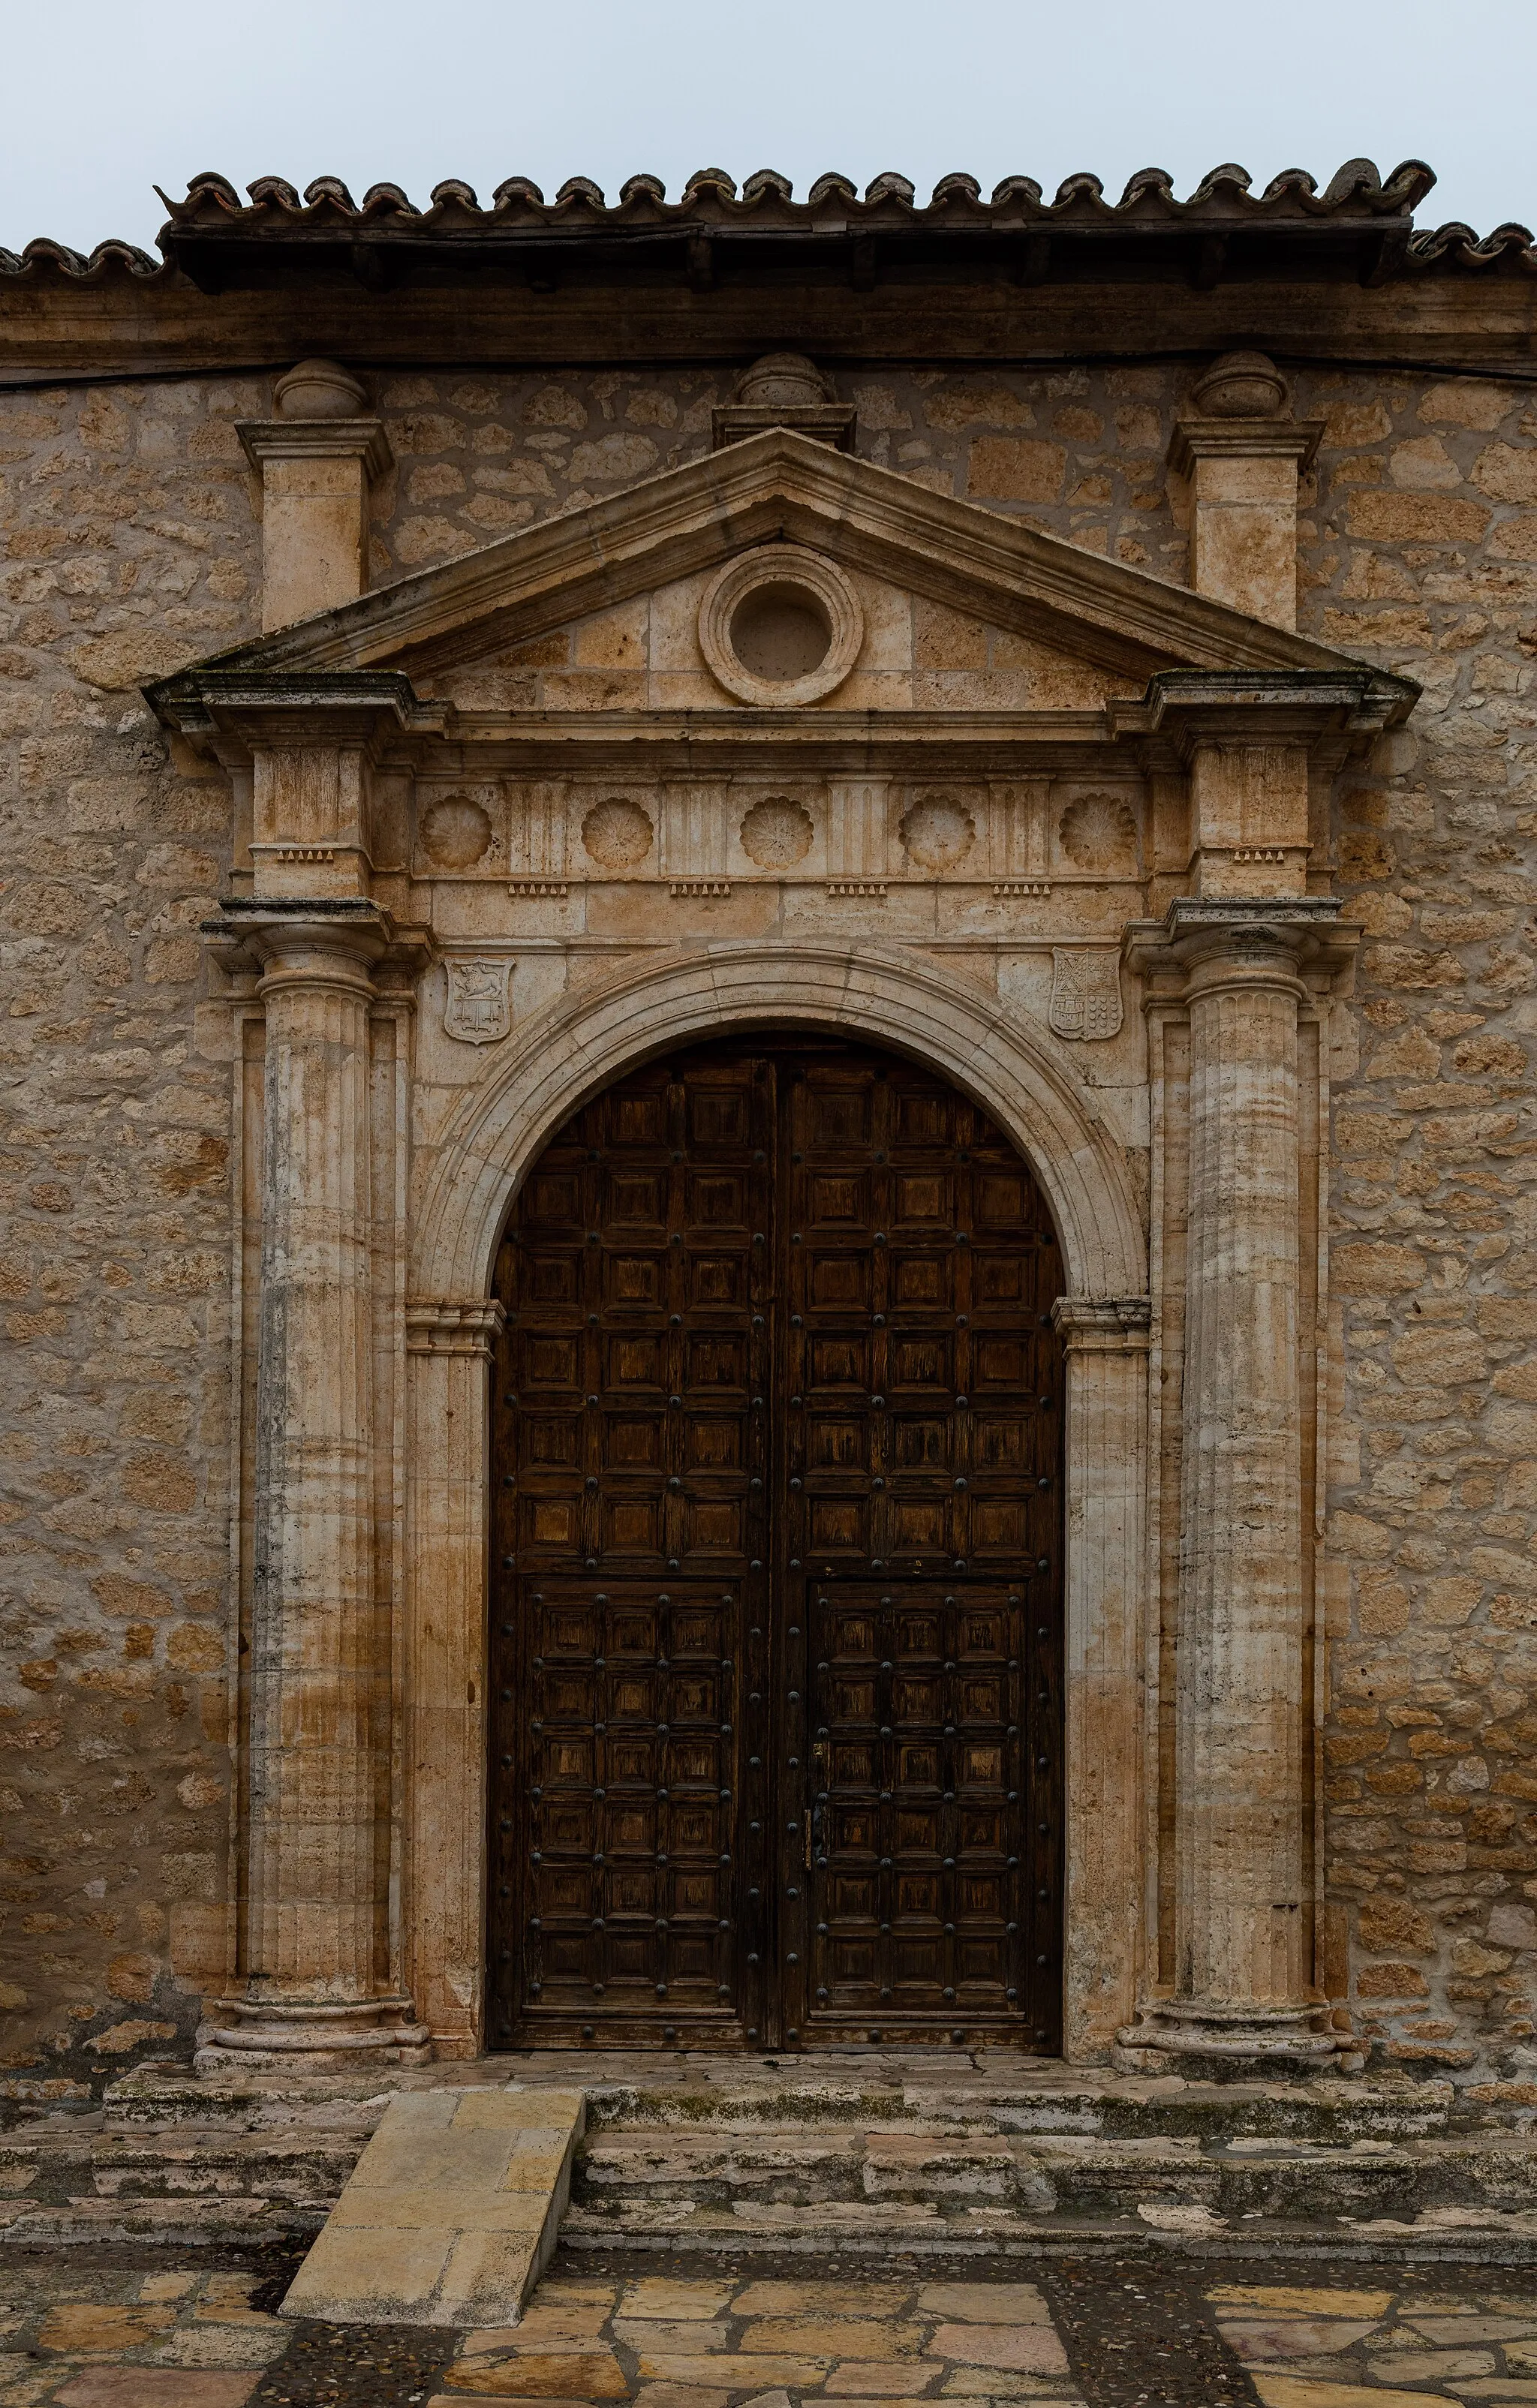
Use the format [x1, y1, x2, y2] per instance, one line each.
[194, 1993, 432, 2075]
[1114, 1998, 1362, 2079]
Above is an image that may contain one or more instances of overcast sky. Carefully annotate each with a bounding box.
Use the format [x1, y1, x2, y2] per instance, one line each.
[3, 0, 1532, 255]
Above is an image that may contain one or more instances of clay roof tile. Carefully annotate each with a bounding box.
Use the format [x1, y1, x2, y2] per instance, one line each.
[8, 154, 1529, 295]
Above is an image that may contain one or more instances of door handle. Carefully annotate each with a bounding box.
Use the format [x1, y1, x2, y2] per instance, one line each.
[808, 1739, 828, 1868]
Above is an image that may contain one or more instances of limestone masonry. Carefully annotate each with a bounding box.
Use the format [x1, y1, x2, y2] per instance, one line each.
[2, 158, 1537, 2106]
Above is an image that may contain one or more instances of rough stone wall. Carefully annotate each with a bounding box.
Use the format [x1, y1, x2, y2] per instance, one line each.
[3, 348, 1537, 2092]
[1295, 366, 1537, 2099]
[364, 365, 1187, 580]
[0, 375, 261, 2100]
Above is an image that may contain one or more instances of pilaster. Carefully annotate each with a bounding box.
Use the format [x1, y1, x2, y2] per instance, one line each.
[1169, 353, 1323, 632]
[239, 359, 393, 633]
[1052, 1296, 1152, 2058]
[404, 1299, 505, 2055]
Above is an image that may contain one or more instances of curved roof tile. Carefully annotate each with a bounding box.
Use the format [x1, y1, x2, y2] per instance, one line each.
[5, 156, 1532, 286]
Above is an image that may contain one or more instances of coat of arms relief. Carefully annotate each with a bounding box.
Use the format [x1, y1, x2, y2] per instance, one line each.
[443, 957, 514, 1045]
[1047, 947, 1124, 1042]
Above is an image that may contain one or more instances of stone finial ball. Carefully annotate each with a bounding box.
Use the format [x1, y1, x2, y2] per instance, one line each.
[272, 358, 371, 419]
[1190, 350, 1291, 419]
[732, 352, 833, 410]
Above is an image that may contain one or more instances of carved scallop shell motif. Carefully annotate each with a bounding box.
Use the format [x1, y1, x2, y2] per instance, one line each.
[740, 795, 814, 869]
[582, 795, 654, 868]
[420, 795, 493, 870]
[900, 793, 976, 874]
[1059, 792, 1138, 873]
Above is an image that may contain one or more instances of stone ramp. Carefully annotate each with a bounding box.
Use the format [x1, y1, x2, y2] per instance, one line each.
[279, 2085, 583, 2328]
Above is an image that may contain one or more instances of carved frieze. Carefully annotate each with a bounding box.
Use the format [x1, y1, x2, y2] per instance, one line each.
[406, 774, 1149, 900]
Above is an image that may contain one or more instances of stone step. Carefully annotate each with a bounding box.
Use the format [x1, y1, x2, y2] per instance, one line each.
[7, 2052, 1537, 2257]
[98, 2051, 1479, 2141]
[567, 2119, 1537, 2247]
[559, 2197, 1537, 2262]
[0, 2121, 368, 2243]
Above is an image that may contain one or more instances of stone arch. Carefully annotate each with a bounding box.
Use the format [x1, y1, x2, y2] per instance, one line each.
[404, 942, 1150, 2064]
[413, 942, 1145, 1306]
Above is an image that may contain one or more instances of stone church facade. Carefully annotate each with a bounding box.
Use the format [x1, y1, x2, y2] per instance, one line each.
[2, 158, 1536, 2101]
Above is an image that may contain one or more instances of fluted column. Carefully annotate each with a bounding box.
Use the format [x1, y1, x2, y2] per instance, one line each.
[203, 909, 426, 2066]
[1121, 898, 1343, 2066]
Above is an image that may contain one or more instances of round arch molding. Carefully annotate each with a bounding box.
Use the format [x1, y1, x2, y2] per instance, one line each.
[402, 942, 1151, 2064]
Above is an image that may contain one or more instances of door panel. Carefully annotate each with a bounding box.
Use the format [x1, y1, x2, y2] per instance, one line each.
[488, 1039, 1063, 2050]
[489, 1054, 772, 2046]
[777, 1055, 1063, 2046]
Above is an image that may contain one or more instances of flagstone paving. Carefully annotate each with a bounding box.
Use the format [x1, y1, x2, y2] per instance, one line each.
[424, 2269, 1084, 2408]
[0, 2253, 305, 2406]
[2, 2247, 1537, 2406]
[1205, 2277, 1537, 2408]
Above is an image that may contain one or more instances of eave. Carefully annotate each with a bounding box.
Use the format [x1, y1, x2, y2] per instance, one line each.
[4, 160, 1536, 382]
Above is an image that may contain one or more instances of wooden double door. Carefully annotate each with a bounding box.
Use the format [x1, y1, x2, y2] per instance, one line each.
[488, 1038, 1064, 2051]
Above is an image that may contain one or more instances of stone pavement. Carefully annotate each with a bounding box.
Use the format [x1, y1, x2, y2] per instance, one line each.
[2, 2247, 1536, 2406]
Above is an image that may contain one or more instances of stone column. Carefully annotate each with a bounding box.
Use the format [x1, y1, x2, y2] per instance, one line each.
[1120, 898, 1343, 2066]
[202, 908, 427, 2067]
[404, 1299, 504, 2058]
[1052, 1296, 1151, 2061]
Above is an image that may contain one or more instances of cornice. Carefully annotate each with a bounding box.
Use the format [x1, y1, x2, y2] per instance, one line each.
[149, 670, 444, 743]
[1109, 667, 1412, 753]
[146, 683, 1409, 781]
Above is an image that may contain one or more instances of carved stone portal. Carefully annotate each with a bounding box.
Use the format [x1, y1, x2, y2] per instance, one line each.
[146, 422, 1414, 2070]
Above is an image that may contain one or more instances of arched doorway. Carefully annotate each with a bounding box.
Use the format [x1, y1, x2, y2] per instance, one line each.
[486, 1034, 1065, 2051]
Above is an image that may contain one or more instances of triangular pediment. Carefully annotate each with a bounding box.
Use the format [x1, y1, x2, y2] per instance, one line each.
[416, 561, 1129, 719]
[155, 427, 1386, 712]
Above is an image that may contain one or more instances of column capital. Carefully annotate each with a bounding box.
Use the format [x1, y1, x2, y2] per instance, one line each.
[200, 898, 433, 986]
[1051, 1294, 1152, 1350]
[238, 415, 394, 485]
[1167, 416, 1324, 481]
[407, 1298, 507, 1359]
[1124, 895, 1360, 1000]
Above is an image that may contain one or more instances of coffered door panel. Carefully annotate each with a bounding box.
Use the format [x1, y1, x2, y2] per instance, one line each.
[778, 1054, 1063, 2048]
[489, 1051, 773, 2046]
